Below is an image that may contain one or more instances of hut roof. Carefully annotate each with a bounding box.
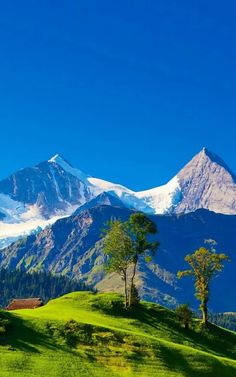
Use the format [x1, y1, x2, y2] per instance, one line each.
[6, 298, 43, 310]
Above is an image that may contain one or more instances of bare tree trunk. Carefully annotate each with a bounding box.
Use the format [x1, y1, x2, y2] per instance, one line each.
[184, 321, 189, 330]
[124, 272, 128, 309]
[128, 260, 137, 308]
[201, 299, 208, 326]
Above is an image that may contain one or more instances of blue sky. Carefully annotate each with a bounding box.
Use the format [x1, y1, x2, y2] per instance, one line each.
[0, 1, 236, 190]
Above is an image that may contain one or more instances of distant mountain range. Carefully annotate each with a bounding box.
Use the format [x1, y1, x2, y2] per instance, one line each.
[0, 148, 235, 312]
[1, 205, 235, 312]
[1, 147, 236, 246]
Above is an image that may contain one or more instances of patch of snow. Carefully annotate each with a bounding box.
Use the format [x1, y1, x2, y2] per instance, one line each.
[88, 177, 133, 197]
[88, 176, 182, 214]
[0, 194, 27, 222]
[0, 197, 80, 248]
[49, 165, 63, 202]
[20, 204, 42, 220]
[136, 176, 182, 214]
[0, 236, 19, 249]
[0, 214, 68, 243]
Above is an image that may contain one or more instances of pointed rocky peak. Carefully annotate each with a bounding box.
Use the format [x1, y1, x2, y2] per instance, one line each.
[47, 154, 89, 182]
[48, 154, 74, 168]
[96, 192, 126, 207]
[202, 148, 235, 176]
[175, 148, 236, 214]
[178, 148, 236, 182]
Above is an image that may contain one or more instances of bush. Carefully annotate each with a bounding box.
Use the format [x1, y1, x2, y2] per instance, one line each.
[0, 311, 11, 340]
[176, 304, 193, 330]
[46, 320, 93, 347]
[129, 285, 140, 308]
[91, 296, 125, 315]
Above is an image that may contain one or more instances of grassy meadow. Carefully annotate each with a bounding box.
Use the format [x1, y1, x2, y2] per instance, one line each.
[0, 291, 235, 377]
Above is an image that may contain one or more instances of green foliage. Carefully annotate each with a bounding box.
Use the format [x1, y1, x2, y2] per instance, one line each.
[103, 220, 134, 275]
[46, 319, 94, 347]
[175, 304, 193, 329]
[126, 212, 159, 308]
[0, 311, 11, 337]
[102, 213, 159, 309]
[127, 212, 159, 257]
[90, 294, 126, 315]
[0, 268, 90, 308]
[129, 284, 140, 308]
[0, 292, 235, 377]
[103, 219, 134, 307]
[178, 244, 229, 325]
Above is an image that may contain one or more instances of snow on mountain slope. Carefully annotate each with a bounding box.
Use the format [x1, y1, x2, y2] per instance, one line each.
[1, 147, 236, 248]
[136, 176, 182, 214]
[88, 177, 132, 196]
[87, 148, 236, 215]
[0, 156, 93, 248]
[88, 177, 154, 212]
[0, 193, 27, 222]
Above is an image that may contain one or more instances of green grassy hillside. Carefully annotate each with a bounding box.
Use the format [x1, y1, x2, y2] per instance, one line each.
[0, 292, 235, 377]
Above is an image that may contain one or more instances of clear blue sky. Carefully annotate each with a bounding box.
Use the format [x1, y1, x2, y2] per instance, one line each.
[1, 1, 236, 190]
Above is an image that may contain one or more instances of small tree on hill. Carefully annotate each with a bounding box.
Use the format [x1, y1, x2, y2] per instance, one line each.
[102, 213, 159, 309]
[103, 220, 133, 308]
[127, 213, 159, 308]
[176, 304, 193, 330]
[177, 244, 229, 326]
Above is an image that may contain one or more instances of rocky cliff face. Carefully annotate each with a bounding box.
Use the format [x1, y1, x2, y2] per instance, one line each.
[0, 156, 91, 218]
[176, 148, 236, 214]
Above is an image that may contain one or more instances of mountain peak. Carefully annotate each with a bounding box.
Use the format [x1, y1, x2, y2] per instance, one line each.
[48, 154, 89, 181]
[48, 154, 70, 165]
[193, 148, 235, 177]
[175, 148, 236, 214]
[197, 147, 217, 159]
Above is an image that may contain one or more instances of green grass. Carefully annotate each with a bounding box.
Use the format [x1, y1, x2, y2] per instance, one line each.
[0, 291, 235, 377]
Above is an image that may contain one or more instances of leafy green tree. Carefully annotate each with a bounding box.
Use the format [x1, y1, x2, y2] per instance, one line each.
[177, 246, 229, 326]
[103, 220, 134, 308]
[176, 304, 193, 330]
[126, 213, 159, 308]
[102, 213, 159, 309]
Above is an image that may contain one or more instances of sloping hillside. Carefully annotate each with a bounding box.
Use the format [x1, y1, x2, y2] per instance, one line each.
[1, 206, 236, 312]
[0, 292, 235, 377]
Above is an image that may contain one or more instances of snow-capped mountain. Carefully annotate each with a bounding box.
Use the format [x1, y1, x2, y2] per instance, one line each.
[87, 147, 236, 215]
[0, 155, 93, 246]
[0, 148, 236, 247]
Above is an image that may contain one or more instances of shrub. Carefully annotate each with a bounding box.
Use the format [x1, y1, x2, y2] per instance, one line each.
[176, 304, 193, 329]
[0, 311, 11, 337]
[46, 320, 94, 347]
[129, 285, 140, 308]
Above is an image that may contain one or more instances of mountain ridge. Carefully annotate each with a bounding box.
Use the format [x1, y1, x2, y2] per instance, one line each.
[1, 148, 236, 247]
[1, 204, 235, 312]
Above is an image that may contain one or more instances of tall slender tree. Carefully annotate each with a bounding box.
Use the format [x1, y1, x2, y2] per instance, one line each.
[177, 245, 229, 326]
[102, 213, 159, 309]
[126, 213, 159, 307]
[103, 220, 133, 308]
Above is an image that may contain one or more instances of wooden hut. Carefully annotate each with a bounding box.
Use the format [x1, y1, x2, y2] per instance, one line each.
[6, 298, 43, 310]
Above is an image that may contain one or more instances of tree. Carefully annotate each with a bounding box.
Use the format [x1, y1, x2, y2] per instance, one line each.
[177, 245, 229, 326]
[176, 304, 193, 330]
[103, 220, 134, 308]
[126, 213, 159, 308]
[102, 213, 159, 309]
